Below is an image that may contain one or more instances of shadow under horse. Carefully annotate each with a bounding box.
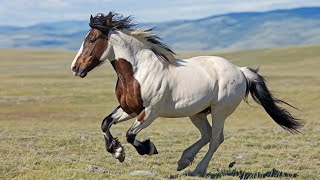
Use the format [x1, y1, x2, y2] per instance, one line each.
[205, 168, 298, 179]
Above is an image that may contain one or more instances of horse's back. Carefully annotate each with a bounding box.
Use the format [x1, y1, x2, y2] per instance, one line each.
[183, 56, 247, 99]
[179, 56, 246, 87]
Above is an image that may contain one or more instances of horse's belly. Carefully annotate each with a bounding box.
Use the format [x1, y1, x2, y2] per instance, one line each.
[158, 93, 213, 118]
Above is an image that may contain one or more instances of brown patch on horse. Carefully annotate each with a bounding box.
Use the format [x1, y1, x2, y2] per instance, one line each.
[137, 110, 145, 122]
[111, 58, 145, 120]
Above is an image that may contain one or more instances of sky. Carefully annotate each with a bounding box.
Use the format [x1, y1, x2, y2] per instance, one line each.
[1, 0, 320, 26]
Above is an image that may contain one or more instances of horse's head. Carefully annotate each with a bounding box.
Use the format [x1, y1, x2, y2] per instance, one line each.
[71, 13, 114, 78]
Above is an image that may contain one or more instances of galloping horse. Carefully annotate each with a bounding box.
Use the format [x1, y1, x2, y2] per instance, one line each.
[71, 12, 303, 176]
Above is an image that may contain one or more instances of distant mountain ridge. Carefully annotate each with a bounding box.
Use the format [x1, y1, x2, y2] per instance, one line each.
[0, 7, 320, 51]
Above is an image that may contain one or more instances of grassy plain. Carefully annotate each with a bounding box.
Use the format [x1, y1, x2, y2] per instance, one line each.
[0, 46, 319, 179]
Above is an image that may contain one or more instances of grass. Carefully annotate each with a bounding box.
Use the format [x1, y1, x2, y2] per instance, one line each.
[0, 46, 319, 179]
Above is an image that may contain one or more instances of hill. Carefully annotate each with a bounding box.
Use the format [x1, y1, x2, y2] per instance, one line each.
[0, 7, 320, 51]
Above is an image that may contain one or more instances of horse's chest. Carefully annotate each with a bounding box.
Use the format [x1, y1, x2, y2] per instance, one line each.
[112, 58, 144, 115]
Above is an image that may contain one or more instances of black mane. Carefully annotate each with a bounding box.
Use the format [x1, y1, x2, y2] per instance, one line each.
[89, 12, 135, 33]
[89, 12, 175, 62]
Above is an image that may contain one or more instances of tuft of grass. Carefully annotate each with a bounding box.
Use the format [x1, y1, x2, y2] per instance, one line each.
[0, 46, 319, 179]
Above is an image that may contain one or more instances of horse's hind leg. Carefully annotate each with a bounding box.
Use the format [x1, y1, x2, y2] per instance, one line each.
[177, 113, 211, 171]
[191, 110, 226, 177]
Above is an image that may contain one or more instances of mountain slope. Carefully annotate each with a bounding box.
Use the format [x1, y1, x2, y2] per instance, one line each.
[0, 7, 319, 51]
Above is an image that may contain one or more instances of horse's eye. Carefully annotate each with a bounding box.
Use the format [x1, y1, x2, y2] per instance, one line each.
[89, 39, 96, 44]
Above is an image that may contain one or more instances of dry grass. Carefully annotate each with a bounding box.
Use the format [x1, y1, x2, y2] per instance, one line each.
[0, 46, 319, 179]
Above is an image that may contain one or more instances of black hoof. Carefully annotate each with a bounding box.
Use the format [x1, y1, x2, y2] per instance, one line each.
[153, 145, 158, 154]
[135, 139, 158, 155]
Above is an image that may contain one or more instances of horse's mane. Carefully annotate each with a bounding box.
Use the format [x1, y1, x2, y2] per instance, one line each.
[89, 12, 176, 63]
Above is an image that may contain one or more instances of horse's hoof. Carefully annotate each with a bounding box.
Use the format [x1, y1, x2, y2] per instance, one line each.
[113, 145, 125, 162]
[177, 159, 191, 171]
[148, 140, 158, 155]
[109, 138, 125, 162]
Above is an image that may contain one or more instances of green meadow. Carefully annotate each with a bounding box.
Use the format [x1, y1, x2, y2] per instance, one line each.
[0, 46, 319, 179]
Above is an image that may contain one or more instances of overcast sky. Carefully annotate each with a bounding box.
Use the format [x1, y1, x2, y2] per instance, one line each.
[1, 0, 320, 26]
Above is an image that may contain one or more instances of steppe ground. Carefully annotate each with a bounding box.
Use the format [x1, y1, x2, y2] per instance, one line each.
[0, 46, 319, 179]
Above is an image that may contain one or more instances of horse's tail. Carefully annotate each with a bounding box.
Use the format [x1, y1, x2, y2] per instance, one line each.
[240, 67, 304, 133]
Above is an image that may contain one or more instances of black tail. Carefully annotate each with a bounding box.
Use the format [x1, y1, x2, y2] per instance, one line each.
[241, 67, 304, 133]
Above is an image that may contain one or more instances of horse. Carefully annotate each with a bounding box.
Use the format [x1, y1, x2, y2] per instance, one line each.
[70, 12, 304, 177]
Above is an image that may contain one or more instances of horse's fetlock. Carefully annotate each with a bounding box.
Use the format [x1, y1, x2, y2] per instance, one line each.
[126, 132, 136, 144]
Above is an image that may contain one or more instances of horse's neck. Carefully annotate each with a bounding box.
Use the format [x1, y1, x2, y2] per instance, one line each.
[111, 31, 167, 75]
[111, 31, 139, 69]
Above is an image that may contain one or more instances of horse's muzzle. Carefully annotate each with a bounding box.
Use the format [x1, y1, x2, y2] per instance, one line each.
[72, 65, 88, 78]
[78, 68, 88, 78]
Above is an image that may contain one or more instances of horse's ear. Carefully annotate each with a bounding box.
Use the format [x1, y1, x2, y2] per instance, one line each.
[106, 12, 113, 26]
[90, 15, 94, 23]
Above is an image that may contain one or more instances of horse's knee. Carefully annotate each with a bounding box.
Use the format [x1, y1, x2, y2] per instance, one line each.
[101, 115, 113, 132]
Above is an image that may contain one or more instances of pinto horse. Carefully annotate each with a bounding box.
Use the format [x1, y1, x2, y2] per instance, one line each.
[71, 12, 303, 176]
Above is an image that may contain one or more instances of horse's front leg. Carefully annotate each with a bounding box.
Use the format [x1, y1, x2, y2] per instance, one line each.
[126, 107, 159, 156]
[101, 106, 135, 162]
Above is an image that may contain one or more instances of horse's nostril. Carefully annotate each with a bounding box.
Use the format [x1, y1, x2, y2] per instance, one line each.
[72, 65, 78, 71]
